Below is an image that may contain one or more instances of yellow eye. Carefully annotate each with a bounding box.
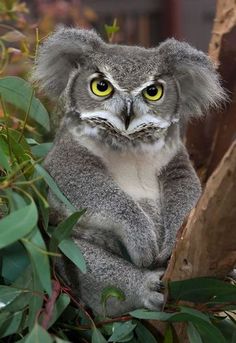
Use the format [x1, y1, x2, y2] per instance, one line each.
[143, 84, 164, 101]
[90, 78, 113, 97]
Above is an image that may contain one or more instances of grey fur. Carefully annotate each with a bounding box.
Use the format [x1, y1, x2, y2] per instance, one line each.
[32, 27, 226, 316]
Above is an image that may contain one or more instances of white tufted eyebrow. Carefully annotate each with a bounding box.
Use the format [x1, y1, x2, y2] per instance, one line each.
[93, 67, 128, 93]
[88, 69, 166, 96]
[131, 78, 166, 96]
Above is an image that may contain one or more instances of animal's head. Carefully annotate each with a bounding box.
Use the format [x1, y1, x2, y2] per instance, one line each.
[32, 27, 225, 150]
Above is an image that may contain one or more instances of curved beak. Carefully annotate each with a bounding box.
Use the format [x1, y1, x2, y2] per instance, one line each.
[121, 99, 134, 130]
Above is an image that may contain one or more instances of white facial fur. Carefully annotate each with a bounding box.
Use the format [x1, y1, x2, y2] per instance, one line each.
[70, 126, 180, 201]
[80, 110, 178, 133]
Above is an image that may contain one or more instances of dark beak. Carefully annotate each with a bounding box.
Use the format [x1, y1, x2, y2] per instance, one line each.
[121, 100, 134, 130]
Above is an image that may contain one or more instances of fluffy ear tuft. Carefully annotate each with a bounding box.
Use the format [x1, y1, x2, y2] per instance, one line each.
[157, 39, 227, 118]
[31, 26, 104, 98]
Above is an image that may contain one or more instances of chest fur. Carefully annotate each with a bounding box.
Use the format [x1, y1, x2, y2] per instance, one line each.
[71, 129, 177, 201]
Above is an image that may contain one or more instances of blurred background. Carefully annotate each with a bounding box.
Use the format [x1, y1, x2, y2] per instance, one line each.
[0, 0, 217, 78]
[26, 0, 216, 50]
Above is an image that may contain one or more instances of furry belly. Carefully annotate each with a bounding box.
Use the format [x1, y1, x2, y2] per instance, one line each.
[106, 157, 160, 201]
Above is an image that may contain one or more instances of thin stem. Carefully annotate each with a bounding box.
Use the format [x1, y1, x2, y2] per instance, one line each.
[0, 96, 13, 163]
[30, 183, 49, 208]
[21, 238, 61, 257]
[14, 176, 43, 186]
[18, 89, 34, 143]
[109, 18, 118, 43]
[34, 27, 40, 61]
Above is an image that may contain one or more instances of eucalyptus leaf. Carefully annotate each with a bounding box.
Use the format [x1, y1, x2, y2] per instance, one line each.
[135, 322, 157, 343]
[59, 238, 86, 273]
[35, 164, 76, 212]
[108, 321, 136, 342]
[27, 272, 44, 331]
[31, 143, 53, 158]
[0, 77, 50, 131]
[0, 136, 10, 171]
[50, 211, 85, 251]
[0, 201, 38, 249]
[169, 277, 236, 303]
[0, 311, 24, 338]
[0, 285, 26, 310]
[92, 327, 107, 343]
[25, 323, 53, 343]
[21, 228, 52, 295]
[1, 242, 29, 283]
[187, 323, 203, 343]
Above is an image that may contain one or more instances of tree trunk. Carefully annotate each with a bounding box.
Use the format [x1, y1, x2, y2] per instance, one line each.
[163, 141, 236, 281]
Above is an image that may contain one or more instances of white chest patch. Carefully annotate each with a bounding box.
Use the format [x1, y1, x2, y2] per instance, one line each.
[71, 127, 179, 201]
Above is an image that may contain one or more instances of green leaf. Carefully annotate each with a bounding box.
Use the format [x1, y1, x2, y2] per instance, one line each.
[22, 228, 52, 295]
[1, 242, 29, 283]
[101, 286, 125, 310]
[35, 164, 76, 212]
[169, 277, 236, 303]
[0, 76, 50, 132]
[0, 285, 25, 309]
[135, 322, 157, 343]
[179, 307, 210, 322]
[27, 272, 44, 330]
[47, 293, 70, 328]
[55, 338, 71, 343]
[0, 201, 38, 249]
[92, 327, 107, 343]
[109, 321, 136, 342]
[214, 317, 236, 342]
[0, 136, 10, 171]
[194, 320, 226, 343]
[187, 323, 203, 343]
[5, 190, 27, 212]
[0, 311, 23, 338]
[50, 211, 85, 251]
[130, 309, 226, 342]
[25, 323, 53, 343]
[104, 24, 120, 35]
[59, 238, 86, 273]
[31, 143, 53, 158]
[4, 267, 33, 312]
[163, 325, 173, 343]
[130, 309, 174, 321]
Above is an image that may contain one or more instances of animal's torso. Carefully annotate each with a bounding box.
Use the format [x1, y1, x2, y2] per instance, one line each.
[71, 128, 179, 203]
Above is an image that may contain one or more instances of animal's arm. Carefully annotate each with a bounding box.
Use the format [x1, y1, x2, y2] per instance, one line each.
[44, 131, 158, 268]
[157, 146, 201, 264]
[56, 238, 164, 317]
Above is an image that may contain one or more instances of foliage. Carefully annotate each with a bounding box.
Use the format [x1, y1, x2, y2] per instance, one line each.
[0, 1, 236, 342]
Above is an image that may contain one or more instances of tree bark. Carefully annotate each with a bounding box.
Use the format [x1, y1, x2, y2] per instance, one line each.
[186, 0, 236, 182]
[163, 141, 236, 281]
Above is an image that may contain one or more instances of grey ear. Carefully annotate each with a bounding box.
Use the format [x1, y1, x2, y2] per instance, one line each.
[157, 39, 226, 118]
[32, 26, 104, 98]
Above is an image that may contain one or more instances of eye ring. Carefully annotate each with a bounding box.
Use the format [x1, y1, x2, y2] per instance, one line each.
[90, 78, 113, 98]
[143, 83, 164, 101]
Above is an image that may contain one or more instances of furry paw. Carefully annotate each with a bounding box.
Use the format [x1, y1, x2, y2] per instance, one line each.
[128, 230, 159, 268]
[139, 270, 165, 311]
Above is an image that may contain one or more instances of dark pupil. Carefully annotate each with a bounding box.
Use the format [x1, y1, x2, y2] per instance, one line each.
[97, 80, 108, 92]
[147, 85, 158, 96]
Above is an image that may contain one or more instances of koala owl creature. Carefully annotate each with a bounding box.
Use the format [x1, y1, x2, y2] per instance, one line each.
[32, 27, 225, 317]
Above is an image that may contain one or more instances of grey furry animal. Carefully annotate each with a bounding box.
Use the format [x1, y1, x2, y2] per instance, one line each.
[32, 27, 225, 317]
